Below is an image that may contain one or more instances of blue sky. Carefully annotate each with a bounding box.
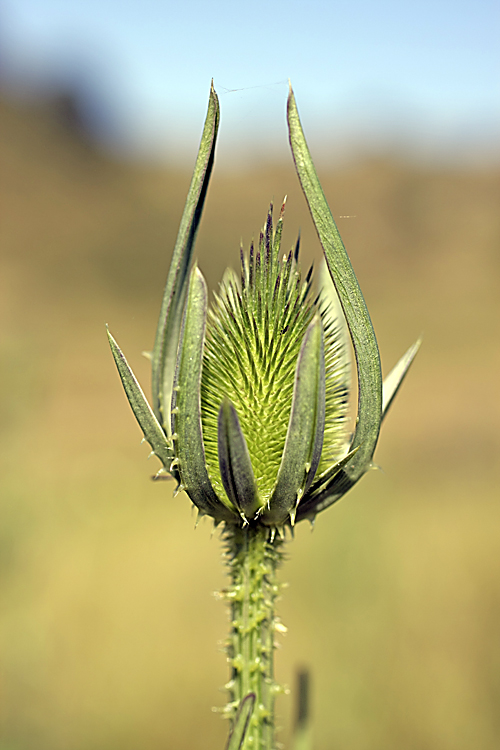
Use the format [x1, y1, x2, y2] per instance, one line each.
[1, 0, 499, 164]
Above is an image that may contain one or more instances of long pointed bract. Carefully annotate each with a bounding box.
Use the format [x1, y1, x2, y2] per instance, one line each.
[172, 266, 234, 523]
[218, 398, 260, 520]
[287, 85, 382, 505]
[107, 327, 172, 471]
[382, 338, 421, 420]
[265, 315, 325, 527]
[152, 82, 220, 435]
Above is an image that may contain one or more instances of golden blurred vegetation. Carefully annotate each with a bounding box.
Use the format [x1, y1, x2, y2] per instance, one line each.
[1, 93, 499, 750]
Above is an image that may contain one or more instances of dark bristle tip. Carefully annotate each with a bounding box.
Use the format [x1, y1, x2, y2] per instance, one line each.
[294, 232, 301, 262]
[273, 274, 281, 298]
[249, 241, 255, 284]
[265, 209, 273, 262]
[279, 196, 287, 219]
[239, 246, 246, 286]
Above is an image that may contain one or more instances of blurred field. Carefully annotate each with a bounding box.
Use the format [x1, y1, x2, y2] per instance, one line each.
[1, 94, 499, 750]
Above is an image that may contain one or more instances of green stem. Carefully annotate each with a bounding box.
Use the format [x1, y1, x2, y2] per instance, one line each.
[223, 524, 284, 750]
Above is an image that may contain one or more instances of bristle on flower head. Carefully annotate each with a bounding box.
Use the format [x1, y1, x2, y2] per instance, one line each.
[200, 203, 350, 518]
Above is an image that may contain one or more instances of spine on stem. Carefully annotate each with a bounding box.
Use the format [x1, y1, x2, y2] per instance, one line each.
[222, 524, 284, 750]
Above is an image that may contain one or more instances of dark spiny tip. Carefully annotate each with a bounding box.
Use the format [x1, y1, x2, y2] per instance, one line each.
[249, 241, 254, 286]
[279, 196, 287, 221]
[273, 273, 281, 303]
[294, 231, 301, 262]
[240, 244, 246, 289]
[265, 207, 273, 262]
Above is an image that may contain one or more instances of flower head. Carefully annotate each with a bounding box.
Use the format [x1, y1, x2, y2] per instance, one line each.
[108, 82, 419, 534]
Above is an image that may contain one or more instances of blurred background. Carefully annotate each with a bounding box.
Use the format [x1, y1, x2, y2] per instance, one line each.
[1, 1, 499, 749]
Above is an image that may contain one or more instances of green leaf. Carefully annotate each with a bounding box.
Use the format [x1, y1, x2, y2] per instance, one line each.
[107, 327, 172, 470]
[218, 398, 260, 520]
[152, 81, 220, 436]
[287, 84, 382, 503]
[266, 315, 325, 527]
[382, 338, 421, 420]
[225, 693, 256, 750]
[172, 266, 235, 523]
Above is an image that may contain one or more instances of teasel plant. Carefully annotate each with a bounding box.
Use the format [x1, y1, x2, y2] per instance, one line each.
[107, 81, 420, 750]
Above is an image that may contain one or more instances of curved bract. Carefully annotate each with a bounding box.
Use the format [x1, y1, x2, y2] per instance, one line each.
[107, 82, 419, 534]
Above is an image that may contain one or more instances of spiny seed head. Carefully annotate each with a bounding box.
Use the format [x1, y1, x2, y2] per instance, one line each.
[107, 82, 420, 535]
[201, 202, 350, 519]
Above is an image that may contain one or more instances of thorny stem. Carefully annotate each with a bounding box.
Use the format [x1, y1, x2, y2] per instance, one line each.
[222, 524, 284, 750]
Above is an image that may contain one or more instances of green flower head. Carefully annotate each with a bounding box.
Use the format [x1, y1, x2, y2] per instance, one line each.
[108, 82, 419, 534]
